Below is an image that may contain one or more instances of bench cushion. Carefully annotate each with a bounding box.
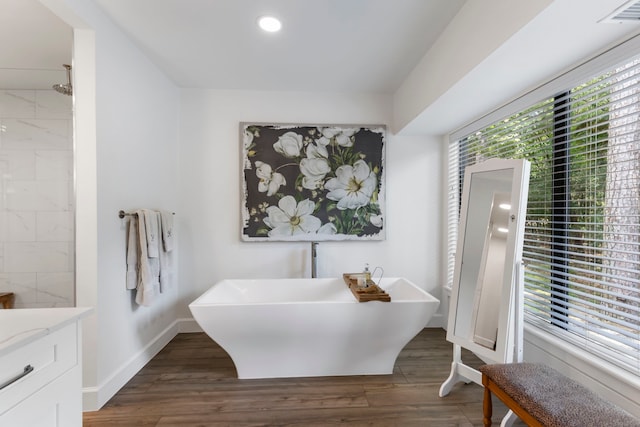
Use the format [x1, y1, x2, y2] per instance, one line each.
[480, 363, 640, 427]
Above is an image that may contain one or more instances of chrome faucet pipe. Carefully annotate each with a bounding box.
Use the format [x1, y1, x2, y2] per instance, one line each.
[311, 241, 318, 278]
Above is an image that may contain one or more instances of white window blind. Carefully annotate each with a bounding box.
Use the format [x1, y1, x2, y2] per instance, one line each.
[450, 57, 640, 375]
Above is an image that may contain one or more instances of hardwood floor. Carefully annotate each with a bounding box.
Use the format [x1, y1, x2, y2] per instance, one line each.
[83, 329, 521, 426]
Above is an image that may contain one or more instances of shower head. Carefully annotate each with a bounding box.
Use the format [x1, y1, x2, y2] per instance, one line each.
[53, 64, 72, 96]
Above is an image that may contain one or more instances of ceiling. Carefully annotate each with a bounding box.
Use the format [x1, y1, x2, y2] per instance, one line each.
[4, 0, 640, 134]
[0, 0, 465, 93]
[93, 0, 466, 93]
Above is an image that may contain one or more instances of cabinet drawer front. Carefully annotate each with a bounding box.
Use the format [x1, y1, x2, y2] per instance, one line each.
[0, 322, 77, 414]
[0, 366, 81, 427]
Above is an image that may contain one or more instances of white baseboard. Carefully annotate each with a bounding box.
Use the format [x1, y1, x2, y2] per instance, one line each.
[82, 318, 198, 411]
[426, 313, 445, 328]
[178, 317, 202, 333]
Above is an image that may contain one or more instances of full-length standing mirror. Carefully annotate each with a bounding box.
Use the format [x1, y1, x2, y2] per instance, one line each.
[440, 158, 530, 397]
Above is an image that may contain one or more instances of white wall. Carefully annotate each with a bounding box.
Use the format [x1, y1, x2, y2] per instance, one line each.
[93, 6, 181, 406]
[178, 89, 444, 321]
[42, 0, 181, 410]
[42, 0, 445, 410]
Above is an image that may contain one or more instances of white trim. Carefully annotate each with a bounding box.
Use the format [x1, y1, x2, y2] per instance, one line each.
[442, 135, 454, 305]
[524, 323, 640, 417]
[82, 318, 199, 411]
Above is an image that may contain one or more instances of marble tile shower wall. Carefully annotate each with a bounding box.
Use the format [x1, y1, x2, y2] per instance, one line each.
[0, 90, 74, 308]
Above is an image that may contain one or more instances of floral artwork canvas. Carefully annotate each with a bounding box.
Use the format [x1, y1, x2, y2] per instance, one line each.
[241, 123, 386, 241]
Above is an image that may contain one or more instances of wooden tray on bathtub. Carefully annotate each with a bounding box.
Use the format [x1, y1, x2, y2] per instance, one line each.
[342, 274, 391, 302]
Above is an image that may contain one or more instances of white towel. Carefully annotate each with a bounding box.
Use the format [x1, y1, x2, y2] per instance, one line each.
[135, 210, 160, 306]
[158, 244, 172, 293]
[158, 211, 172, 292]
[160, 210, 174, 252]
[143, 209, 159, 258]
[125, 214, 139, 290]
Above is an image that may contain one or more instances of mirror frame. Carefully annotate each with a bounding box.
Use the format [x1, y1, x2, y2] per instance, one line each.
[446, 158, 530, 364]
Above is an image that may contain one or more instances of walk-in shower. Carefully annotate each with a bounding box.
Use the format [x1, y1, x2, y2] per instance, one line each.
[0, 81, 75, 308]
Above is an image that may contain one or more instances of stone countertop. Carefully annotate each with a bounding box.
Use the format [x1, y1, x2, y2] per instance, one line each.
[0, 307, 93, 357]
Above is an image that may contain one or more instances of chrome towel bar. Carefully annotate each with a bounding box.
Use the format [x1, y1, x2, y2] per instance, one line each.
[118, 210, 175, 219]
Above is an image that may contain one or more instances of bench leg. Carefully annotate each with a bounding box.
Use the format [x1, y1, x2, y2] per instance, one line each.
[483, 386, 492, 427]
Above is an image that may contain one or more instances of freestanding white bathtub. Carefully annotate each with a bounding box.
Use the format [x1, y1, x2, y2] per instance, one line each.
[189, 277, 440, 379]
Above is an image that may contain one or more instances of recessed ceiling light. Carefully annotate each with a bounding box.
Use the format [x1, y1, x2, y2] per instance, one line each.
[258, 15, 282, 33]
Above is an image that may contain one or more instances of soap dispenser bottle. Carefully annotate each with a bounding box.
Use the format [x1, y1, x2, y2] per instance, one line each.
[364, 263, 371, 284]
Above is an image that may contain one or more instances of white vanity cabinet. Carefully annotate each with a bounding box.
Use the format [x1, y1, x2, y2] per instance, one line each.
[0, 308, 92, 426]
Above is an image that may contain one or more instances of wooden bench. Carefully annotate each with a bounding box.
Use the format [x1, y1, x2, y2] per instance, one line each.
[0, 292, 14, 309]
[480, 363, 640, 427]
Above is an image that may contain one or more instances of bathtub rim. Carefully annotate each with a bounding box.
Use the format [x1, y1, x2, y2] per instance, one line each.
[189, 277, 440, 307]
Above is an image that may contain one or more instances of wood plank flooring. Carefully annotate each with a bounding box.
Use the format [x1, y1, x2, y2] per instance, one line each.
[83, 328, 523, 426]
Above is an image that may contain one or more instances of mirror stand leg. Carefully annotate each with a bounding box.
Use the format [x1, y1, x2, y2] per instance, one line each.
[439, 361, 462, 397]
[439, 344, 479, 397]
[499, 410, 517, 427]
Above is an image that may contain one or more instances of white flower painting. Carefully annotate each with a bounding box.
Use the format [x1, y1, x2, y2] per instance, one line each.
[241, 123, 386, 241]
